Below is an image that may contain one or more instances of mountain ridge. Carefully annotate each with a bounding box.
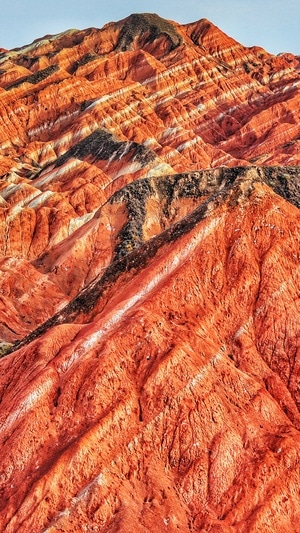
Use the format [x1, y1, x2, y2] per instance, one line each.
[0, 13, 299, 532]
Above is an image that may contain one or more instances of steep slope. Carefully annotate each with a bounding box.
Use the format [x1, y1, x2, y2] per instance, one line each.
[0, 13, 299, 533]
[0, 13, 299, 340]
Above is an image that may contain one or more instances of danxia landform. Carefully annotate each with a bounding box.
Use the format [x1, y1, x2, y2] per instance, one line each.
[0, 13, 299, 533]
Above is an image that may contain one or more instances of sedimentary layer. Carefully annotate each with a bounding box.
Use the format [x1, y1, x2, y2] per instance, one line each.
[0, 13, 299, 533]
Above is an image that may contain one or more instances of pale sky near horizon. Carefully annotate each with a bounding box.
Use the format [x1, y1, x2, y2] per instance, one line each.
[1, 0, 299, 55]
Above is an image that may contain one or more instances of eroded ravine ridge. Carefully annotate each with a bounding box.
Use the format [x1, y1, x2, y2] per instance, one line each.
[6, 165, 300, 353]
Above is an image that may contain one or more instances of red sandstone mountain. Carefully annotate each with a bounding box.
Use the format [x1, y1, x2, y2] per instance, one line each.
[0, 13, 300, 532]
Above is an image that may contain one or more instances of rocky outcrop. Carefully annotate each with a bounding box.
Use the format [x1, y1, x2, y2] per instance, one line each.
[0, 13, 300, 533]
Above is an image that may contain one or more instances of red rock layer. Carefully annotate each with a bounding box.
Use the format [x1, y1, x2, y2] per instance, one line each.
[1, 169, 300, 532]
[0, 13, 299, 533]
[0, 13, 299, 338]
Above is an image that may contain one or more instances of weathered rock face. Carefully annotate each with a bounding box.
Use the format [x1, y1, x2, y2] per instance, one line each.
[0, 13, 300, 533]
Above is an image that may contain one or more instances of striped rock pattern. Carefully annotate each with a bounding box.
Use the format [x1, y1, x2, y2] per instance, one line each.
[0, 14, 300, 532]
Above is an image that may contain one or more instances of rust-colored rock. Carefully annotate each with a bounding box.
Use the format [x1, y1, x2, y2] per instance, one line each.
[0, 13, 300, 533]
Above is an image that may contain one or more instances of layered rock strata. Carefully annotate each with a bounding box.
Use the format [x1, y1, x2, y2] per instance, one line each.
[0, 13, 299, 533]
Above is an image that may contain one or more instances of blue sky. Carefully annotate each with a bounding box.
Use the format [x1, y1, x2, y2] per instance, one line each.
[1, 0, 299, 55]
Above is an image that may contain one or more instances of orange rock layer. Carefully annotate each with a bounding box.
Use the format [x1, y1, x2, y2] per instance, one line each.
[0, 13, 299, 533]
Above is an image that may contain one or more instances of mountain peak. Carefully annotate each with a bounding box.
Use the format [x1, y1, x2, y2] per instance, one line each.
[114, 12, 183, 51]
